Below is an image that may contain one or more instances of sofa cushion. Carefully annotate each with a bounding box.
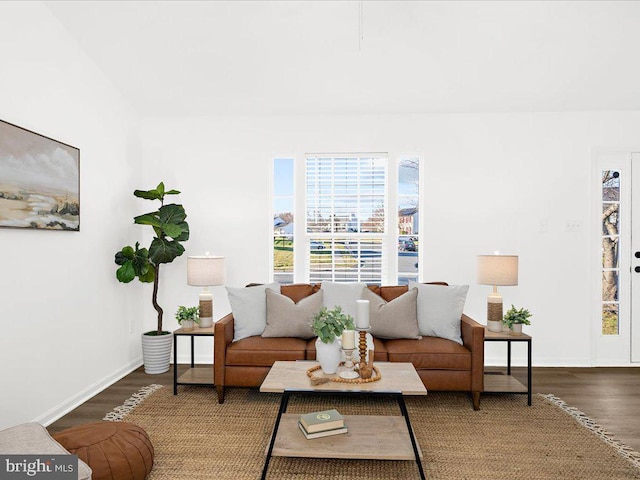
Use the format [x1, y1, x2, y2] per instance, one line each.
[379, 285, 408, 302]
[321, 281, 366, 319]
[226, 336, 307, 366]
[0, 422, 92, 480]
[263, 289, 322, 339]
[384, 336, 471, 370]
[227, 283, 280, 341]
[410, 282, 469, 345]
[363, 287, 420, 339]
[281, 283, 321, 303]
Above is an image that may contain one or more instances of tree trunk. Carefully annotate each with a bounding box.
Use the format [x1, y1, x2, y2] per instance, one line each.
[152, 264, 163, 335]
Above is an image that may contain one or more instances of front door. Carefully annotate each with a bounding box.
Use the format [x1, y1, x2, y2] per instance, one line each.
[594, 151, 634, 364]
[631, 153, 640, 362]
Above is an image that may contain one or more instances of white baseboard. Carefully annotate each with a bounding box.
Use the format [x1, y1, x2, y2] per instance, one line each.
[34, 357, 143, 427]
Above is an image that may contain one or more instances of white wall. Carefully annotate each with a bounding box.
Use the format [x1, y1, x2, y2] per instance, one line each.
[0, 2, 142, 429]
[141, 111, 640, 367]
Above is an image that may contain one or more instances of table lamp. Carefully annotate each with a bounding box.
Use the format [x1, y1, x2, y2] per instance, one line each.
[477, 254, 518, 332]
[187, 253, 226, 328]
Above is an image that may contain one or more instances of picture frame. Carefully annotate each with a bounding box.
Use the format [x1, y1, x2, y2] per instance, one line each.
[0, 119, 80, 231]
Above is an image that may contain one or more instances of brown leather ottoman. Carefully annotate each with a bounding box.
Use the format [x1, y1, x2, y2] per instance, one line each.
[54, 422, 153, 480]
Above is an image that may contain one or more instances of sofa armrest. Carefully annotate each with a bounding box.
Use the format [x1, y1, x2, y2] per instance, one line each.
[214, 313, 235, 387]
[461, 313, 484, 394]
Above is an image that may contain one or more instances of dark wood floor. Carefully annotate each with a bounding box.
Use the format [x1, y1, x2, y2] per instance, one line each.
[48, 365, 640, 453]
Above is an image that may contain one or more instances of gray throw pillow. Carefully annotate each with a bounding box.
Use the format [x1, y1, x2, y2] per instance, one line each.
[227, 283, 280, 341]
[262, 289, 323, 339]
[321, 281, 366, 319]
[409, 282, 469, 345]
[364, 287, 421, 339]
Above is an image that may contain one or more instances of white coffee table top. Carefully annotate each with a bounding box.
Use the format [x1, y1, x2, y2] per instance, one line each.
[260, 361, 427, 396]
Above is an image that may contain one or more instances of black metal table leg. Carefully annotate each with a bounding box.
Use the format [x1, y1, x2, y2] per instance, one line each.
[261, 391, 290, 480]
[173, 334, 178, 395]
[507, 340, 512, 375]
[396, 393, 426, 480]
[190, 336, 195, 368]
[527, 338, 532, 406]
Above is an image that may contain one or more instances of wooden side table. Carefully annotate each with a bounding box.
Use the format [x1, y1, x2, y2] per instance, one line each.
[173, 325, 215, 395]
[483, 327, 532, 405]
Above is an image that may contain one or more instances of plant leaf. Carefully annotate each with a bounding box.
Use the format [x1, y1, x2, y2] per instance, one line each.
[149, 237, 184, 264]
[134, 188, 162, 201]
[116, 262, 136, 283]
[134, 213, 162, 227]
[158, 204, 187, 225]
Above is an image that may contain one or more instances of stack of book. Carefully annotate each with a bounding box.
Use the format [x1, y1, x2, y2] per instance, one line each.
[298, 409, 348, 439]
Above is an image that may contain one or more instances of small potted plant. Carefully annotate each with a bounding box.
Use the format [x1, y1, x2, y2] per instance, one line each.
[503, 305, 532, 335]
[311, 306, 355, 374]
[175, 305, 200, 331]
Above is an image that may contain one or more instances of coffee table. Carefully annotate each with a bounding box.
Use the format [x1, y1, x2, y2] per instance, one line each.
[259, 361, 427, 480]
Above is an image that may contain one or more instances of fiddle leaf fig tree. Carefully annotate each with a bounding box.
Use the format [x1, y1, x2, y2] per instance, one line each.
[114, 182, 190, 336]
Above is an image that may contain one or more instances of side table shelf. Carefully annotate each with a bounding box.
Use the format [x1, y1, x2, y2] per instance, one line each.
[483, 327, 532, 406]
[173, 325, 215, 395]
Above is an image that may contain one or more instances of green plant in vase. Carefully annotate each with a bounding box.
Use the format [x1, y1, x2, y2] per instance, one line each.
[114, 182, 189, 374]
[503, 305, 532, 335]
[175, 305, 200, 326]
[312, 306, 355, 343]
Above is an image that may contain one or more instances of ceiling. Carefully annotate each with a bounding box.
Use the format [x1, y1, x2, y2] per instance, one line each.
[45, 1, 640, 117]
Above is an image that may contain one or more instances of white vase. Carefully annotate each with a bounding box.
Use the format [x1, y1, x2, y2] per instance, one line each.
[315, 337, 342, 374]
[141, 333, 173, 374]
[511, 324, 523, 335]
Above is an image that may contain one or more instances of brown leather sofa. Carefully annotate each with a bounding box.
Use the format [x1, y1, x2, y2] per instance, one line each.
[214, 283, 485, 409]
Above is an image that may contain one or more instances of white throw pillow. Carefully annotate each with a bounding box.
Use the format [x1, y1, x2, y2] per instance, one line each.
[227, 283, 280, 341]
[409, 282, 469, 345]
[320, 281, 366, 319]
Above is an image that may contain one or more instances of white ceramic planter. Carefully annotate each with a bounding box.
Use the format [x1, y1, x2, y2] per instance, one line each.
[510, 324, 523, 335]
[181, 320, 194, 331]
[141, 333, 173, 374]
[315, 337, 342, 374]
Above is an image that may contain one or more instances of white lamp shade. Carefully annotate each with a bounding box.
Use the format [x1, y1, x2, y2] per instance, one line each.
[477, 255, 518, 286]
[187, 256, 226, 286]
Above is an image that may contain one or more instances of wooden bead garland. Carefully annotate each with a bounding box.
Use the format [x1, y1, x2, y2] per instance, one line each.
[306, 364, 382, 384]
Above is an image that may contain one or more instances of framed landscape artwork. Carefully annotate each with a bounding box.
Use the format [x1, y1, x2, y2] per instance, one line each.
[0, 120, 80, 231]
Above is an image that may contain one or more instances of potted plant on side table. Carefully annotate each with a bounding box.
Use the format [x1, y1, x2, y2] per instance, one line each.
[114, 182, 190, 374]
[503, 305, 532, 335]
[312, 306, 355, 374]
[176, 306, 199, 331]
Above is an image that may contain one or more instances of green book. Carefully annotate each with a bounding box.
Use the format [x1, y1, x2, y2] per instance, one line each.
[298, 421, 348, 439]
[299, 409, 344, 433]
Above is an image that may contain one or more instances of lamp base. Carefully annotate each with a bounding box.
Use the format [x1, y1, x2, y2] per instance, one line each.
[199, 294, 213, 328]
[487, 320, 503, 333]
[487, 292, 503, 333]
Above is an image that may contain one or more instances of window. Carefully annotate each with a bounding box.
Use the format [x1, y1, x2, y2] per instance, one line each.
[602, 170, 620, 335]
[271, 154, 422, 285]
[272, 158, 294, 284]
[306, 154, 386, 283]
[397, 158, 420, 285]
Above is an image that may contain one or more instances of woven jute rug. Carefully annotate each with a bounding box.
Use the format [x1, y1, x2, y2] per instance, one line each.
[105, 385, 640, 480]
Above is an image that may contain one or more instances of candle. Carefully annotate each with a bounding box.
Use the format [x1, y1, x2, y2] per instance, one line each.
[342, 330, 355, 349]
[356, 299, 370, 329]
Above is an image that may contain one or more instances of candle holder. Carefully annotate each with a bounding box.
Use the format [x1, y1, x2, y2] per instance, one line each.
[339, 348, 359, 379]
[356, 327, 371, 365]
